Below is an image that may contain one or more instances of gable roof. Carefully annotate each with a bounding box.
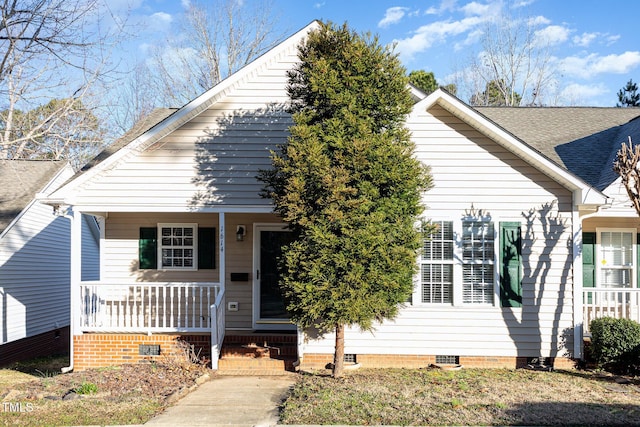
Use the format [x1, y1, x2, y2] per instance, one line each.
[45, 21, 321, 206]
[476, 107, 640, 191]
[418, 89, 610, 207]
[0, 160, 68, 233]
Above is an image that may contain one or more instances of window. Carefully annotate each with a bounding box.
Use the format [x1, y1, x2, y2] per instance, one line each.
[598, 230, 635, 288]
[159, 224, 196, 269]
[421, 221, 453, 304]
[138, 224, 216, 271]
[462, 220, 494, 304]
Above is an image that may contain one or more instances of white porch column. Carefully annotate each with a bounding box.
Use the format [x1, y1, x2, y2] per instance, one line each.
[572, 209, 584, 360]
[219, 212, 225, 288]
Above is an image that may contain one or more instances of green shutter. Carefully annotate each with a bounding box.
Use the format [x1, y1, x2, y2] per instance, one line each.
[198, 227, 216, 269]
[637, 233, 640, 288]
[139, 227, 157, 269]
[582, 232, 596, 288]
[500, 222, 522, 307]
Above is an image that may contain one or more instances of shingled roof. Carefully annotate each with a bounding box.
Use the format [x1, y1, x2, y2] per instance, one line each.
[0, 160, 68, 234]
[476, 107, 640, 190]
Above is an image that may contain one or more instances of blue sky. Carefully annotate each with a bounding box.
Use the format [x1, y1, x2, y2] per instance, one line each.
[117, 0, 640, 106]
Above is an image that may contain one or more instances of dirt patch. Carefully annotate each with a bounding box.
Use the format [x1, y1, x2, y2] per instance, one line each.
[0, 360, 209, 426]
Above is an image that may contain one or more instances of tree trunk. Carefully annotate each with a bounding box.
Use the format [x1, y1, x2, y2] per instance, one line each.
[333, 323, 345, 378]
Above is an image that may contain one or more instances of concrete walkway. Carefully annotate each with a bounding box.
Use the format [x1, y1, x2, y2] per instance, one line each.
[144, 374, 297, 426]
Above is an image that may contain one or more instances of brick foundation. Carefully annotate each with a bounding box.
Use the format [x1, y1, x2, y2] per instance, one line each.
[0, 327, 70, 367]
[73, 333, 211, 370]
[300, 353, 577, 370]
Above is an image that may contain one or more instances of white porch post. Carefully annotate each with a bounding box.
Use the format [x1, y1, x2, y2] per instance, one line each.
[572, 209, 584, 360]
[211, 212, 226, 369]
[61, 206, 82, 372]
[219, 212, 225, 290]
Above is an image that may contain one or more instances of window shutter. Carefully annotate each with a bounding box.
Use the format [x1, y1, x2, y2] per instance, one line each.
[500, 222, 522, 307]
[139, 227, 157, 269]
[198, 227, 216, 269]
[582, 232, 596, 288]
[637, 233, 640, 288]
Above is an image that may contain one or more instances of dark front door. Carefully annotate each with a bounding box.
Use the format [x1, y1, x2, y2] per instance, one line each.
[254, 225, 295, 329]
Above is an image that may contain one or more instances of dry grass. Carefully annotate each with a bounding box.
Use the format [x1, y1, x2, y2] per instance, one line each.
[0, 354, 208, 427]
[280, 367, 640, 426]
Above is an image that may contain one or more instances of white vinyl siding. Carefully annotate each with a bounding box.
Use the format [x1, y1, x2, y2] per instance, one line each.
[62, 46, 300, 210]
[304, 103, 575, 359]
[0, 166, 99, 344]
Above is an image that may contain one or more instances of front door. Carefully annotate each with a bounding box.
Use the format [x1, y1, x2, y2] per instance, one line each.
[253, 224, 295, 330]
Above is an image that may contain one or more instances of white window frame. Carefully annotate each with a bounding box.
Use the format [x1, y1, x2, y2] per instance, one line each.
[158, 223, 198, 271]
[596, 228, 636, 289]
[415, 217, 498, 307]
[460, 219, 495, 306]
[419, 220, 454, 305]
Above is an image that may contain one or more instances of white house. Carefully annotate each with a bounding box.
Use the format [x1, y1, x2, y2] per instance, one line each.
[0, 160, 99, 366]
[41, 21, 640, 372]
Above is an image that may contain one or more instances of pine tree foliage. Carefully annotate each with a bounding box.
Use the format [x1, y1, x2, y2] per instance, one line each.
[617, 79, 640, 107]
[408, 70, 438, 94]
[260, 22, 433, 377]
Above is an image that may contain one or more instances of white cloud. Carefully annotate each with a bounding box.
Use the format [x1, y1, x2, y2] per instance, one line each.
[395, 16, 484, 60]
[314, 2, 326, 9]
[534, 25, 570, 47]
[560, 51, 640, 79]
[513, 0, 535, 7]
[528, 15, 551, 26]
[460, 1, 491, 16]
[558, 82, 608, 105]
[606, 34, 621, 45]
[426, 0, 457, 15]
[454, 29, 484, 51]
[573, 32, 598, 47]
[378, 7, 409, 28]
[593, 51, 640, 74]
[147, 11, 173, 31]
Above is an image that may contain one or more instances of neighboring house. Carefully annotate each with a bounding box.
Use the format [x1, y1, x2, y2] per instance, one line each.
[0, 160, 99, 366]
[42, 21, 640, 371]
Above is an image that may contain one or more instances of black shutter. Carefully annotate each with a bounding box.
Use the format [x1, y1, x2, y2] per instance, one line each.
[198, 227, 216, 269]
[139, 227, 157, 269]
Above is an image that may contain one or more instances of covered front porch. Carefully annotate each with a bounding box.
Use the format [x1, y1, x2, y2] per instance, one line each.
[66, 209, 297, 371]
[581, 214, 640, 335]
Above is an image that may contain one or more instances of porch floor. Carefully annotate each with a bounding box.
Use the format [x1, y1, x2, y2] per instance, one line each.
[217, 331, 298, 375]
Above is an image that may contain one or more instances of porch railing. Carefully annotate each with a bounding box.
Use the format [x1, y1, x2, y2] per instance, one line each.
[79, 281, 223, 334]
[583, 288, 640, 334]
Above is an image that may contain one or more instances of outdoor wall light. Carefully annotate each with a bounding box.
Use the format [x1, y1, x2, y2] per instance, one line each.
[236, 225, 246, 242]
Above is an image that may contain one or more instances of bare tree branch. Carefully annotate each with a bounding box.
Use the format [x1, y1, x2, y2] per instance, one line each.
[614, 137, 640, 216]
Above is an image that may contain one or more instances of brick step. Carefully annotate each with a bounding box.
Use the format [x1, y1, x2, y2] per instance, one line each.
[216, 334, 298, 374]
[217, 357, 296, 371]
[220, 343, 297, 358]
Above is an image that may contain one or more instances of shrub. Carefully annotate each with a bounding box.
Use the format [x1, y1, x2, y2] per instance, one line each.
[589, 317, 640, 374]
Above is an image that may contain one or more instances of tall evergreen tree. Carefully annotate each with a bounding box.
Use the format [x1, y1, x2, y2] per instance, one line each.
[617, 79, 640, 107]
[408, 70, 438, 94]
[260, 22, 433, 377]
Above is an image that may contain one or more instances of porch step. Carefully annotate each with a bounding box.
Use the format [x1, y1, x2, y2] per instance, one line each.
[216, 333, 298, 376]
